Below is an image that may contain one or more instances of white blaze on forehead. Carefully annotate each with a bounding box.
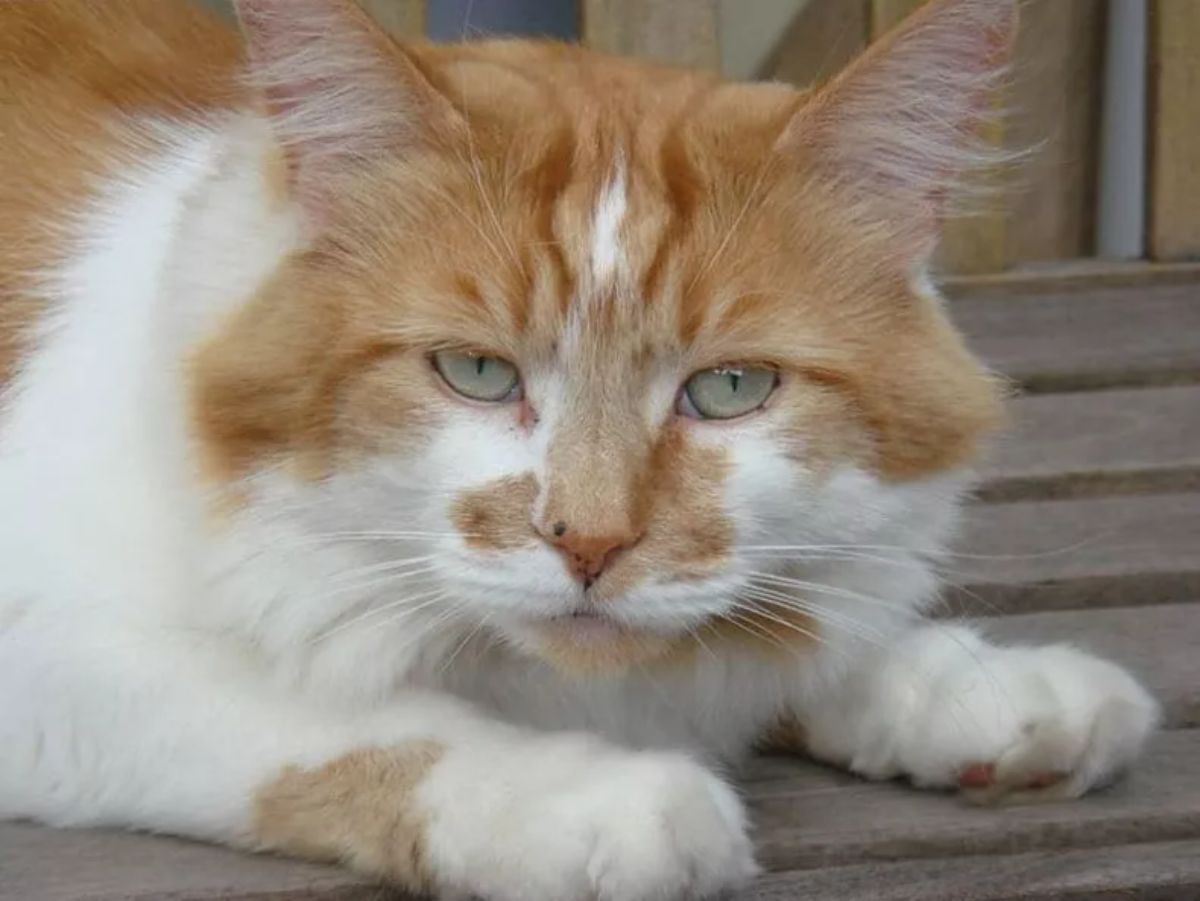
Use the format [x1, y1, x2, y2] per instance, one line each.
[561, 162, 628, 360]
[589, 163, 628, 286]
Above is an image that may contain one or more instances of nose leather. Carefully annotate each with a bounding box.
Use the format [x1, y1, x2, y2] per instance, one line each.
[542, 527, 637, 586]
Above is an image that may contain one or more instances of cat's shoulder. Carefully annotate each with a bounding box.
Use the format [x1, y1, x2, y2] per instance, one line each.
[0, 1, 242, 105]
[0, 0, 244, 388]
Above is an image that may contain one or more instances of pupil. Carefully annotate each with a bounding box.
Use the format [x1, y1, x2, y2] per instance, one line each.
[729, 372, 741, 393]
[475, 357, 486, 376]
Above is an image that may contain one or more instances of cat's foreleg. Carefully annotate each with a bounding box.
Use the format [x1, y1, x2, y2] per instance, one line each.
[1, 622, 755, 900]
[795, 623, 1158, 802]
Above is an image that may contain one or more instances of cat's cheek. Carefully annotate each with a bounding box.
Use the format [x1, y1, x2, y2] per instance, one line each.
[722, 432, 811, 543]
[415, 411, 542, 534]
[451, 473, 540, 552]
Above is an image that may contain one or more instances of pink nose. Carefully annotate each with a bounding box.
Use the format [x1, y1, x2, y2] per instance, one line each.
[539, 521, 639, 587]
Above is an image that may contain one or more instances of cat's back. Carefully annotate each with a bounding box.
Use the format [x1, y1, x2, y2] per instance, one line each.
[0, 0, 242, 388]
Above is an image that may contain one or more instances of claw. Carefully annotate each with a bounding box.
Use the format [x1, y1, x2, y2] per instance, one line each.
[957, 763, 995, 789]
[1024, 771, 1066, 790]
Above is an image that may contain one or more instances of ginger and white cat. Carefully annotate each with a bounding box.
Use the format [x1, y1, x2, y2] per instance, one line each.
[0, 0, 1158, 898]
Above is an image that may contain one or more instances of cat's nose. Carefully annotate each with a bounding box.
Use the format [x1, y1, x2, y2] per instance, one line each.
[538, 522, 640, 588]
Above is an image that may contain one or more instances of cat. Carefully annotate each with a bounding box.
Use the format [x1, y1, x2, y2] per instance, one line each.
[0, 0, 1159, 898]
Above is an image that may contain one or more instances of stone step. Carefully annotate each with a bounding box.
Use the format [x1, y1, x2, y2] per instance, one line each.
[747, 728, 1200, 873]
[977, 385, 1200, 502]
[746, 839, 1200, 901]
[947, 279, 1200, 392]
[950, 493, 1200, 616]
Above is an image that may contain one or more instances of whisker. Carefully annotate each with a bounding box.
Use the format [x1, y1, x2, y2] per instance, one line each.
[739, 587, 884, 645]
[725, 606, 859, 670]
[686, 623, 719, 662]
[438, 613, 491, 676]
[738, 532, 1113, 563]
[685, 146, 780, 297]
[734, 603, 828, 646]
[310, 588, 448, 644]
[739, 586, 888, 646]
[315, 565, 439, 603]
[395, 603, 472, 653]
[739, 547, 991, 589]
[299, 530, 474, 543]
[720, 610, 795, 653]
[746, 571, 909, 615]
[327, 555, 437, 584]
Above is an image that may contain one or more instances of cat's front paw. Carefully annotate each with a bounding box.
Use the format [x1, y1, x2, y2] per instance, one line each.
[581, 753, 757, 901]
[421, 740, 757, 901]
[852, 637, 1159, 803]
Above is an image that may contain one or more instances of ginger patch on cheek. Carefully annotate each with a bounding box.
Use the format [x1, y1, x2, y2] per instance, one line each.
[452, 473, 539, 551]
[616, 436, 735, 588]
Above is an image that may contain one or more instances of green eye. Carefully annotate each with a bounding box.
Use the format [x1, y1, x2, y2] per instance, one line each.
[681, 366, 777, 420]
[433, 351, 521, 402]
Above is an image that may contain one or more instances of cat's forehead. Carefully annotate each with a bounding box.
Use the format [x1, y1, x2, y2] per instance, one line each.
[334, 54, 895, 375]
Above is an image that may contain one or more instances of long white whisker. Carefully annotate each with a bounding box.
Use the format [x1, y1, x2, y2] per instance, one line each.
[310, 588, 445, 644]
[314, 565, 439, 603]
[746, 571, 907, 614]
[328, 555, 437, 583]
[393, 603, 471, 652]
[740, 547, 989, 588]
[438, 613, 491, 676]
[732, 603, 836, 652]
[738, 532, 1112, 563]
[739, 585, 888, 644]
[720, 610, 796, 653]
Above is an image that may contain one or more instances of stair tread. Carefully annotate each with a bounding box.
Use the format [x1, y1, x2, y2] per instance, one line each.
[977, 385, 1200, 501]
[948, 280, 1200, 391]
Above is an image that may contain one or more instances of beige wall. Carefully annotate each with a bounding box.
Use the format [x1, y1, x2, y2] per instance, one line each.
[201, 0, 807, 82]
[719, 0, 808, 79]
[197, 0, 233, 18]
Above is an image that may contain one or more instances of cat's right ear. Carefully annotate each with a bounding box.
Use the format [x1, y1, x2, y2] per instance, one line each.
[778, 0, 1018, 262]
[234, 0, 461, 223]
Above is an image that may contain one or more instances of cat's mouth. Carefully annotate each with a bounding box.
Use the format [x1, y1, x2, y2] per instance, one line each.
[540, 610, 630, 646]
[514, 608, 679, 673]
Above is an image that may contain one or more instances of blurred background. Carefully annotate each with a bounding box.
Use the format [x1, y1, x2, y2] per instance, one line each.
[202, 0, 1196, 276]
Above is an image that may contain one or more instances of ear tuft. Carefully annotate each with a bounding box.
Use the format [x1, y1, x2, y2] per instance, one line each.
[782, 0, 1019, 250]
[235, 0, 455, 218]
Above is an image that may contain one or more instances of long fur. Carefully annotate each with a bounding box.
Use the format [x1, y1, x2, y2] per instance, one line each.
[0, 2, 1158, 899]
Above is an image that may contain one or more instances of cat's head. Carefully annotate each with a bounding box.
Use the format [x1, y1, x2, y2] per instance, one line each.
[195, 0, 1013, 673]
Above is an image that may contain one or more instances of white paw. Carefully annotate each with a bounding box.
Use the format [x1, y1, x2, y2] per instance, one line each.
[421, 736, 757, 901]
[850, 629, 1159, 803]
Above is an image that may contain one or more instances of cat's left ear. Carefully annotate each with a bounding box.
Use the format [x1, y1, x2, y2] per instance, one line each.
[779, 0, 1018, 260]
[235, 0, 461, 222]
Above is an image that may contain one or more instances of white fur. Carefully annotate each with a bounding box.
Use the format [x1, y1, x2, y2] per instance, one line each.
[418, 734, 756, 901]
[589, 164, 628, 287]
[0, 109, 1158, 901]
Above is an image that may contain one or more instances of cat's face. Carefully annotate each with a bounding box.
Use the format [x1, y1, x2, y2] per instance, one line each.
[196, 1, 1011, 672]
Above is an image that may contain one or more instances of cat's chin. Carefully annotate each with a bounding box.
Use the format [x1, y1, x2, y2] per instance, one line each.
[544, 611, 629, 644]
[511, 612, 682, 674]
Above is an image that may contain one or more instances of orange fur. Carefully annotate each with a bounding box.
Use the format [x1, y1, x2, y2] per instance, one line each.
[0, 0, 240, 390]
[454, 474, 540, 551]
[253, 742, 442, 887]
[187, 33, 1001, 482]
[757, 714, 810, 755]
[4, 1, 1007, 672]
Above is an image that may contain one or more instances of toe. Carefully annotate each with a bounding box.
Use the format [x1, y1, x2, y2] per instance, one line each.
[1023, 771, 1066, 790]
[957, 763, 995, 789]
